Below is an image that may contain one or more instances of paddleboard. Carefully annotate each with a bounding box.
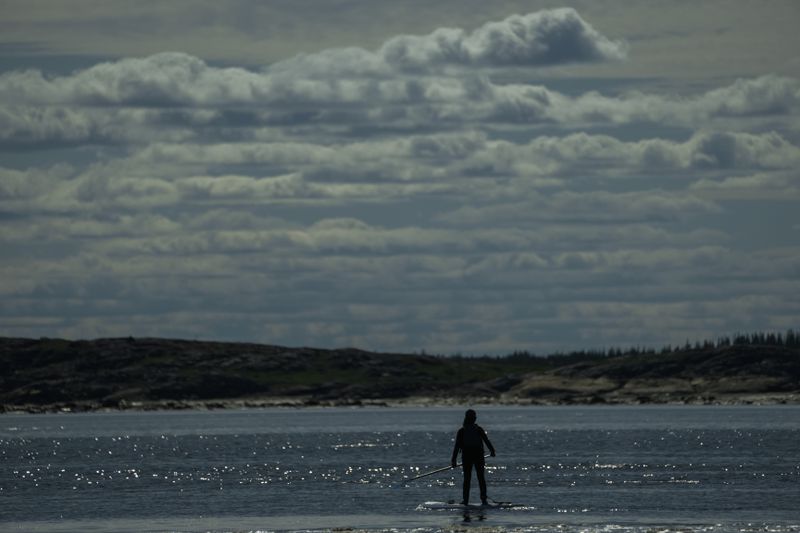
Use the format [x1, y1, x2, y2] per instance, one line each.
[419, 500, 519, 510]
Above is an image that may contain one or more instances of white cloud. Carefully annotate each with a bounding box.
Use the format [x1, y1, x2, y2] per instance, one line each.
[5, 129, 796, 218]
[379, 8, 627, 70]
[0, 9, 626, 109]
[1, 7, 798, 353]
[2, 72, 797, 153]
[0, 105, 201, 147]
[493, 75, 800, 126]
[0, 164, 74, 200]
[700, 75, 800, 117]
[176, 173, 311, 200]
[687, 131, 800, 169]
[456, 131, 800, 183]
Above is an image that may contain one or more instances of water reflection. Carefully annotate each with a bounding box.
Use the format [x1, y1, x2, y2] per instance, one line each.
[2, 406, 799, 527]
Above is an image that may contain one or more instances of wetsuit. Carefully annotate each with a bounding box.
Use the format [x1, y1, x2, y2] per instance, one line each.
[451, 422, 495, 504]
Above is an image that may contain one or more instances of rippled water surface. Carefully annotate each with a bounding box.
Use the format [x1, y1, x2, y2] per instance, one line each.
[2, 405, 799, 532]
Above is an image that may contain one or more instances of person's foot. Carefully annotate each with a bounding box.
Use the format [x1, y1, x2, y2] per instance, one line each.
[460, 500, 468, 506]
[481, 498, 488, 505]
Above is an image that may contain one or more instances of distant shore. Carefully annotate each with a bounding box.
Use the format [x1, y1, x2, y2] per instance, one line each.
[3, 392, 799, 415]
[3, 336, 799, 415]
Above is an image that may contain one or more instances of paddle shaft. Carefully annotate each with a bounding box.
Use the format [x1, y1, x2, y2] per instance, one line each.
[406, 453, 491, 482]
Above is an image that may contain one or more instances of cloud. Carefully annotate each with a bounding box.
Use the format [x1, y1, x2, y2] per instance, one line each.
[1, 7, 798, 353]
[88, 218, 539, 258]
[2, 69, 797, 152]
[688, 131, 800, 169]
[0, 9, 626, 109]
[437, 190, 720, 227]
[0, 53, 270, 107]
[4, 128, 796, 219]
[690, 170, 800, 199]
[494, 75, 800, 127]
[379, 8, 627, 70]
[552, 246, 730, 271]
[0, 164, 74, 200]
[700, 75, 800, 117]
[0, 105, 198, 147]
[176, 173, 311, 200]
[449, 131, 799, 184]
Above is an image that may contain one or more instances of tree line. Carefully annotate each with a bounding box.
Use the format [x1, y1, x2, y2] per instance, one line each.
[453, 329, 800, 366]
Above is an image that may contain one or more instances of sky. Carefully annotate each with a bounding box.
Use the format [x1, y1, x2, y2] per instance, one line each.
[1, 1, 798, 355]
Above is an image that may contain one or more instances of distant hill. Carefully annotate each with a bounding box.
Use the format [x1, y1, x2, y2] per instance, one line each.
[1, 336, 799, 412]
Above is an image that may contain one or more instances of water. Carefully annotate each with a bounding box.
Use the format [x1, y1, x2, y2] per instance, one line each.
[1, 405, 799, 532]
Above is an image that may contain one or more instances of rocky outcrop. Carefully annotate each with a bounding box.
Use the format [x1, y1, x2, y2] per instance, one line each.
[508, 344, 800, 404]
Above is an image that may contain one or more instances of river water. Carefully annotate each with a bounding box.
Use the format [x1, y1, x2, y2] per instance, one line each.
[1, 405, 799, 532]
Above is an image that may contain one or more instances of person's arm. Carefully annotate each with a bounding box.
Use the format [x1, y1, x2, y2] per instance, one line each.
[451, 428, 463, 467]
[480, 427, 496, 456]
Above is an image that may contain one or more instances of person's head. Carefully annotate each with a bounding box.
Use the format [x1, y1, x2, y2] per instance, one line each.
[463, 409, 477, 426]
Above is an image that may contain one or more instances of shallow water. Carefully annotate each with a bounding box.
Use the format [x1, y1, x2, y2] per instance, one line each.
[1, 405, 799, 532]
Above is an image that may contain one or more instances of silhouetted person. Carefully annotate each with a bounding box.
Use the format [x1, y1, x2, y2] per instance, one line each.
[451, 408, 495, 505]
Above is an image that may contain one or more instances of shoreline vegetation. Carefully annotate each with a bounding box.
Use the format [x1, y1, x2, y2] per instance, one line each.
[2, 332, 799, 414]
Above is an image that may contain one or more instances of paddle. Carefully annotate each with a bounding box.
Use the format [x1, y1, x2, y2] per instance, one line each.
[405, 453, 492, 482]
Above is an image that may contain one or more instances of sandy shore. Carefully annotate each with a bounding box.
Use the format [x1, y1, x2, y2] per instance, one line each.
[3, 392, 799, 414]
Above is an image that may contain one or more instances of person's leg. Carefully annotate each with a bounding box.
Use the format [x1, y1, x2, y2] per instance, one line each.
[462, 459, 473, 504]
[476, 458, 488, 503]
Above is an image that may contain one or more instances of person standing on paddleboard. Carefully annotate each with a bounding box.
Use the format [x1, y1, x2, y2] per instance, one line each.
[451, 409, 496, 505]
